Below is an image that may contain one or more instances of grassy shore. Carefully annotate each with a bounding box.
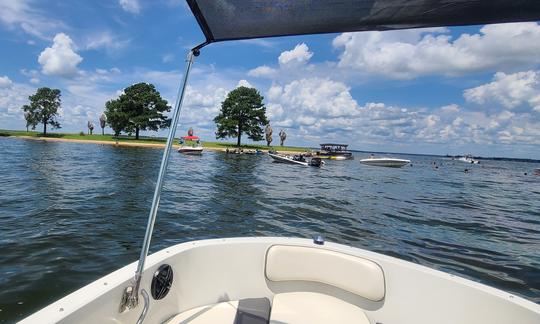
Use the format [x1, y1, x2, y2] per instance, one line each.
[0, 129, 311, 153]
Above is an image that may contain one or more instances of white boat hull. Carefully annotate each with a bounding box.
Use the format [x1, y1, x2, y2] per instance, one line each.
[458, 157, 479, 164]
[22, 237, 540, 324]
[177, 146, 203, 155]
[360, 158, 410, 168]
[268, 153, 308, 166]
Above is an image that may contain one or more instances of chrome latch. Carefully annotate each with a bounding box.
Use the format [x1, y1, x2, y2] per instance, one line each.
[313, 235, 325, 245]
[119, 285, 138, 313]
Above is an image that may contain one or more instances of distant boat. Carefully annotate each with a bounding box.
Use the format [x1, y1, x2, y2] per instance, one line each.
[268, 153, 308, 166]
[177, 135, 203, 155]
[315, 143, 353, 160]
[360, 157, 410, 168]
[458, 155, 479, 164]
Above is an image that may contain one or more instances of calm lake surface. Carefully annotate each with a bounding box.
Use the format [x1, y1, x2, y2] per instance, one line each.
[1, 136, 539, 322]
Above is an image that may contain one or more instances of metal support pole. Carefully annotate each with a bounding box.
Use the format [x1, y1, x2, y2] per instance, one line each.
[120, 49, 198, 313]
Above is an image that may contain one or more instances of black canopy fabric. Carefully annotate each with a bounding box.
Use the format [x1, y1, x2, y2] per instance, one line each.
[187, 0, 540, 48]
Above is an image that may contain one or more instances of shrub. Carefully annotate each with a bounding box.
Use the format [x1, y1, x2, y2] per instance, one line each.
[79, 131, 85, 136]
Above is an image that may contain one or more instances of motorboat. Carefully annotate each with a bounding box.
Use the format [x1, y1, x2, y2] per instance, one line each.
[309, 157, 325, 167]
[177, 135, 203, 155]
[315, 143, 353, 160]
[458, 155, 480, 164]
[360, 156, 411, 168]
[268, 153, 308, 166]
[22, 1, 540, 323]
[21, 237, 540, 324]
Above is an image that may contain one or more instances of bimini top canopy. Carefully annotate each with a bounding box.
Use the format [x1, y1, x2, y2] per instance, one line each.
[187, 0, 540, 48]
[181, 136, 200, 140]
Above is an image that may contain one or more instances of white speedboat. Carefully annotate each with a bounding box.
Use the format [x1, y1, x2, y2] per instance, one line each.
[458, 156, 480, 164]
[177, 135, 203, 155]
[360, 157, 411, 168]
[22, 1, 540, 323]
[268, 153, 308, 166]
[177, 145, 203, 155]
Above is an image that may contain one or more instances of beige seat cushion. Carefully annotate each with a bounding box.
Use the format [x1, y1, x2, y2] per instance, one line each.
[269, 292, 370, 324]
[165, 301, 239, 323]
[266, 245, 385, 301]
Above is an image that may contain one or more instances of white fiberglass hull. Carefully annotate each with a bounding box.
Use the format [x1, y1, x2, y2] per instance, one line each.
[268, 153, 308, 166]
[21, 237, 540, 324]
[177, 146, 203, 155]
[360, 158, 410, 168]
[458, 157, 479, 164]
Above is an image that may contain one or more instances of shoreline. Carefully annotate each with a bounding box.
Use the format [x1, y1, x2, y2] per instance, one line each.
[8, 135, 309, 155]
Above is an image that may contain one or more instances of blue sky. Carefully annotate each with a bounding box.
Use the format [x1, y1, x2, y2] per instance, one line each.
[1, 1, 540, 158]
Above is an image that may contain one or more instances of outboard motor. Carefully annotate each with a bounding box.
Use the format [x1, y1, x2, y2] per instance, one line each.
[310, 157, 323, 167]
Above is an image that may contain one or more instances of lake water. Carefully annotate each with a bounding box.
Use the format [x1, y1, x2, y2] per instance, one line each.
[1, 136, 539, 322]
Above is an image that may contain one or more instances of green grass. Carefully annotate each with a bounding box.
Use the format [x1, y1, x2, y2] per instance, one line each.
[0, 129, 311, 152]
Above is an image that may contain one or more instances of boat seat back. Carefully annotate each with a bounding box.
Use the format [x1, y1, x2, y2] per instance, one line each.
[265, 245, 385, 301]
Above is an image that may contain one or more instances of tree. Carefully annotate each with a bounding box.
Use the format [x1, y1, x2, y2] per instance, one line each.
[87, 121, 94, 135]
[99, 113, 107, 135]
[279, 129, 287, 146]
[22, 87, 61, 135]
[265, 124, 273, 147]
[104, 83, 171, 139]
[104, 99, 128, 137]
[23, 111, 36, 132]
[214, 86, 269, 146]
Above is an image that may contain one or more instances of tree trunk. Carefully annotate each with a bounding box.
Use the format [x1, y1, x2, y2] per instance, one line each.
[102, 128, 104, 135]
[237, 125, 242, 147]
[43, 121, 47, 136]
[135, 127, 140, 140]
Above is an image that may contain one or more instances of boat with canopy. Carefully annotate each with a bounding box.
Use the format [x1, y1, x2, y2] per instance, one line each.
[21, 1, 540, 323]
[315, 143, 353, 160]
[177, 135, 203, 155]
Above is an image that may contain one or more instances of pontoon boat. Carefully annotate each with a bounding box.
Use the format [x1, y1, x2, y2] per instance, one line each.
[315, 143, 353, 160]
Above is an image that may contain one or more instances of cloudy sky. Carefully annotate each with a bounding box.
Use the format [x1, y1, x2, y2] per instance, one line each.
[1, 1, 540, 158]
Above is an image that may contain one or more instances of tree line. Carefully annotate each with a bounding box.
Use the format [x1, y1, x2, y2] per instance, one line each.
[21, 83, 288, 146]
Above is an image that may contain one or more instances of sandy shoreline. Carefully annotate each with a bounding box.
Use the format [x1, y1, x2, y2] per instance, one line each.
[12, 135, 308, 155]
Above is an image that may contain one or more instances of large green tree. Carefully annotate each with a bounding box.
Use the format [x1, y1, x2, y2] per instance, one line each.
[214, 86, 269, 146]
[22, 87, 61, 135]
[104, 99, 128, 137]
[104, 83, 171, 139]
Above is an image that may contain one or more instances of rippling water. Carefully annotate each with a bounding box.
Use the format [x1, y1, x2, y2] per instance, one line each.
[1, 137, 539, 322]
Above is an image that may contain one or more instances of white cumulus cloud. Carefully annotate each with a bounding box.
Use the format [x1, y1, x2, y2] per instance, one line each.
[38, 33, 83, 77]
[333, 23, 540, 79]
[237, 79, 253, 88]
[0, 76, 13, 88]
[248, 65, 277, 78]
[278, 43, 313, 67]
[464, 70, 540, 112]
